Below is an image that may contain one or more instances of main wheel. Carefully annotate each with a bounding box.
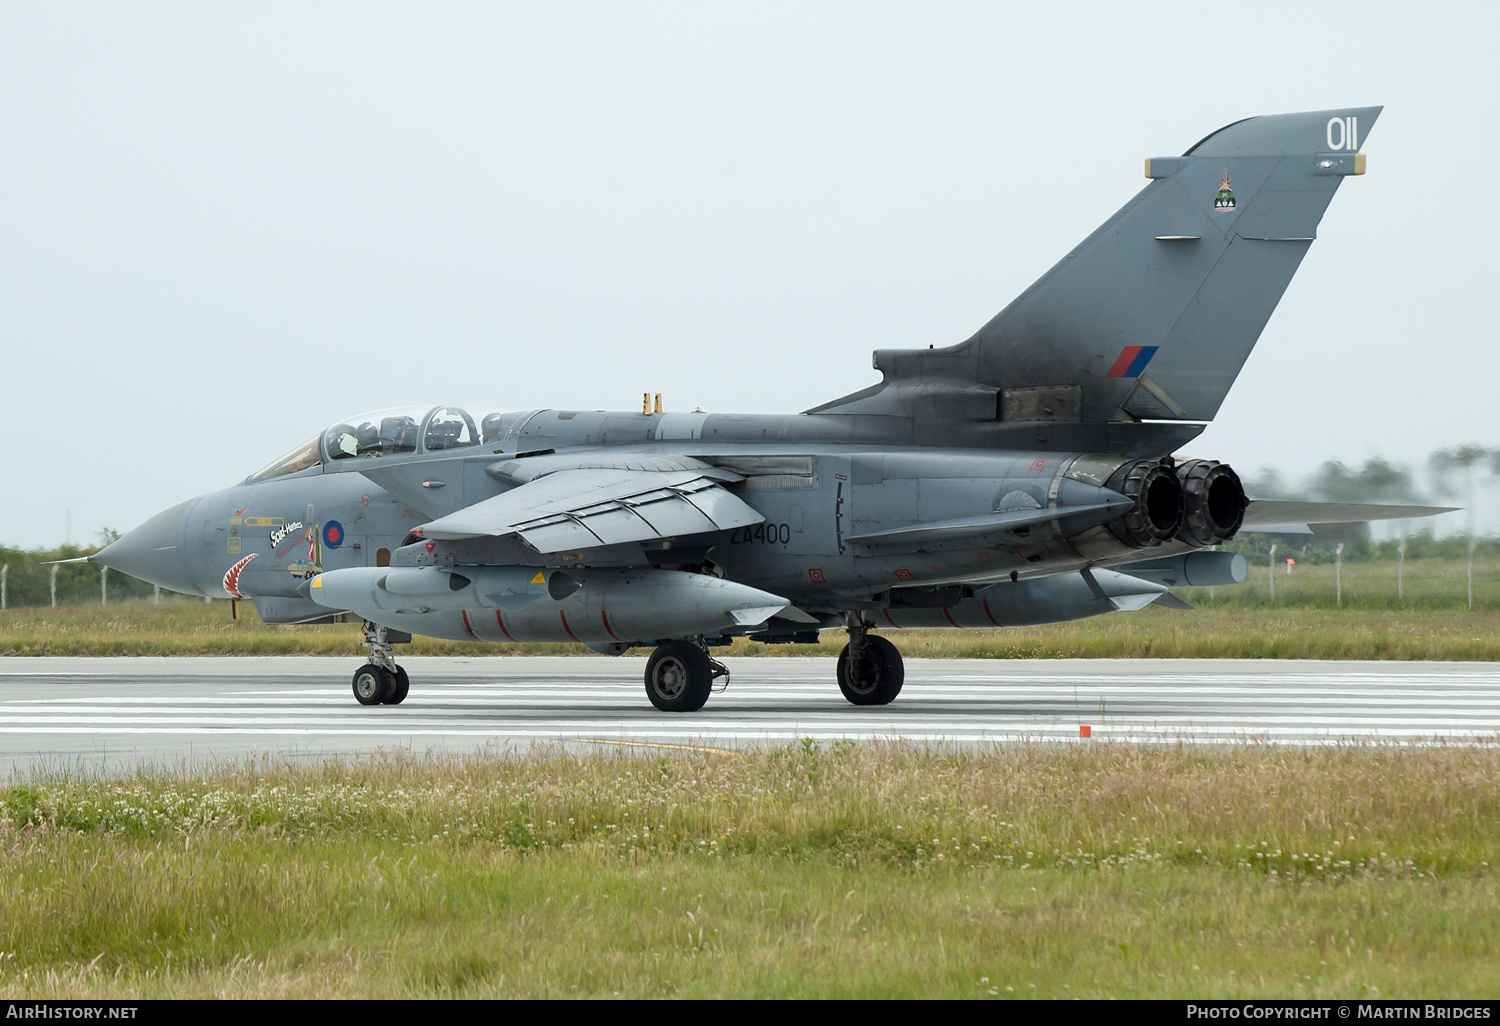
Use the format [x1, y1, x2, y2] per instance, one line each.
[384, 666, 411, 705]
[644, 641, 713, 712]
[352, 664, 393, 706]
[836, 634, 905, 706]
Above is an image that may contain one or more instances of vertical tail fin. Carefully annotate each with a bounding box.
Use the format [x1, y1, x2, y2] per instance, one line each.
[812, 107, 1381, 443]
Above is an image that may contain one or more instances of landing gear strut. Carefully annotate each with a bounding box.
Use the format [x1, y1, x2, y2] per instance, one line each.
[644, 640, 727, 712]
[352, 621, 409, 706]
[837, 620, 904, 705]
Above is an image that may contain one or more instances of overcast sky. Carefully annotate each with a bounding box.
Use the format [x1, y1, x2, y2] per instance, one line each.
[2, 2, 1495, 547]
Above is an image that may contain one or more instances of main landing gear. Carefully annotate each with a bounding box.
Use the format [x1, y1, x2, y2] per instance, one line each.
[344, 622, 902, 711]
[641, 625, 902, 712]
[644, 640, 730, 712]
[352, 622, 410, 706]
[837, 621, 904, 705]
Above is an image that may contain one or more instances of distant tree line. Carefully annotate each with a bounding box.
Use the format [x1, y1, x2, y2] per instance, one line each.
[1244, 446, 1500, 508]
[1234, 445, 1500, 563]
[0, 531, 166, 608]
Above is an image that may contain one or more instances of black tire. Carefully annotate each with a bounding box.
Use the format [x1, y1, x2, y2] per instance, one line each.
[385, 666, 411, 705]
[644, 641, 713, 712]
[352, 664, 393, 706]
[836, 635, 905, 706]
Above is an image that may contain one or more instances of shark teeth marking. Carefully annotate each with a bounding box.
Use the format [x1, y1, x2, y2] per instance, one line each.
[223, 554, 258, 598]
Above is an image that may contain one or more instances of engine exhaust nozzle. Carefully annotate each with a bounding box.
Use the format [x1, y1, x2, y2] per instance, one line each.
[1176, 459, 1248, 546]
[1104, 460, 1184, 548]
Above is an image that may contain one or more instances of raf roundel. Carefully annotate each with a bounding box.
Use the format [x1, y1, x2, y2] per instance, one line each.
[322, 520, 345, 549]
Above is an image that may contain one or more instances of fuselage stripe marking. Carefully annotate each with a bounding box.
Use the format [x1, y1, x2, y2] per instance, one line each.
[460, 609, 479, 641]
[883, 609, 901, 630]
[942, 608, 962, 629]
[559, 610, 581, 642]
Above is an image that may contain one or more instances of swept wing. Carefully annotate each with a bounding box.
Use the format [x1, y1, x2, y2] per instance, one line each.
[417, 466, 764, 552]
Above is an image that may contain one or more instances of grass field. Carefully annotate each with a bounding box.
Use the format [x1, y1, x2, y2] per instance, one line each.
[3, 553, 1500, 660]
[1, 742, 1497, 998]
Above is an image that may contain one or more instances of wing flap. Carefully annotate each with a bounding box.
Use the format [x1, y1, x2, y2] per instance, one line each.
[510, 518, 600, 551]
[670, 481, 765, 531]
[625, 494, 719, 538]
[420, 467, 765, 551]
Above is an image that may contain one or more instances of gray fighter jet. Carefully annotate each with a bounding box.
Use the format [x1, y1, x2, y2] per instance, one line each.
[94, 106, 1446, 712]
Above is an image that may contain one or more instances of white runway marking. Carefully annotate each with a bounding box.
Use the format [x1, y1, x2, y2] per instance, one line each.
[1, 656, 1497, 771]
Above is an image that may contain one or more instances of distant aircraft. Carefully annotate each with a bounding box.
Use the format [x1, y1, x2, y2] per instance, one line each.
[94, 106, 1449, 711]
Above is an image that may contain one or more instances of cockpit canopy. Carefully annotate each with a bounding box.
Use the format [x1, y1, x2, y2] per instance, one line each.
[251, 404, 512, 482]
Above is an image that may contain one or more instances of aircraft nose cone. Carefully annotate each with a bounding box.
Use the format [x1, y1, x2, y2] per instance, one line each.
[94, 498, 199, 595]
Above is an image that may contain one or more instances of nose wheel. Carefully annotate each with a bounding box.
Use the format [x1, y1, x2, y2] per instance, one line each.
[353, 622, 410, 706]
[388, 665, 410, 703]
[353, 664, 391, 705]
[351, 663, 410, 705]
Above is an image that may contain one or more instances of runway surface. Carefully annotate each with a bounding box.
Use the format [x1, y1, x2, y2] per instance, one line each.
[1, 655, 1498, 772]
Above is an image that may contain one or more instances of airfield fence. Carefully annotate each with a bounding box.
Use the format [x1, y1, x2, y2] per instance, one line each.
[1203, 536, 1500, 610]
[3, 540, 1500, 612]
[0, 545, 165, 609]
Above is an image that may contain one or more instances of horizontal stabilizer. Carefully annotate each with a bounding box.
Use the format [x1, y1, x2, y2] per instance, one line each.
[844, 500, 1128, 546]
[1240, 500, 1458, 533]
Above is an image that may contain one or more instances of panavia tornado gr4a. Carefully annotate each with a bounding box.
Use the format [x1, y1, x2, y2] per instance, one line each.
[94, 106, 1444, 711]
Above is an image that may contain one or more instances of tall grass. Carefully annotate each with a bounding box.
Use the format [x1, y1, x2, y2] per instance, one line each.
[1, 742, 1497, 998]
[5, 600, 1500, 659]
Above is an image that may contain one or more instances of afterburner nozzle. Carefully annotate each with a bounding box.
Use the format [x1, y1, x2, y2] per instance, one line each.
[1103, 460, 1183, 548]
[1175, 460, 1248, 546]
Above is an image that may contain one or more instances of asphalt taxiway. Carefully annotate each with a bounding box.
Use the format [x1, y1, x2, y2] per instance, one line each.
[1, 656, 1497, 772]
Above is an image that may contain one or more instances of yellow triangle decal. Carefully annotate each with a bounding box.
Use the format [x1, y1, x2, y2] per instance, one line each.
[532, 572, 545, 584]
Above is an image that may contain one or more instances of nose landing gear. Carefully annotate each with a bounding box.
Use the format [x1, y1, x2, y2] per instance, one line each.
[352, 622, 411, 706]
